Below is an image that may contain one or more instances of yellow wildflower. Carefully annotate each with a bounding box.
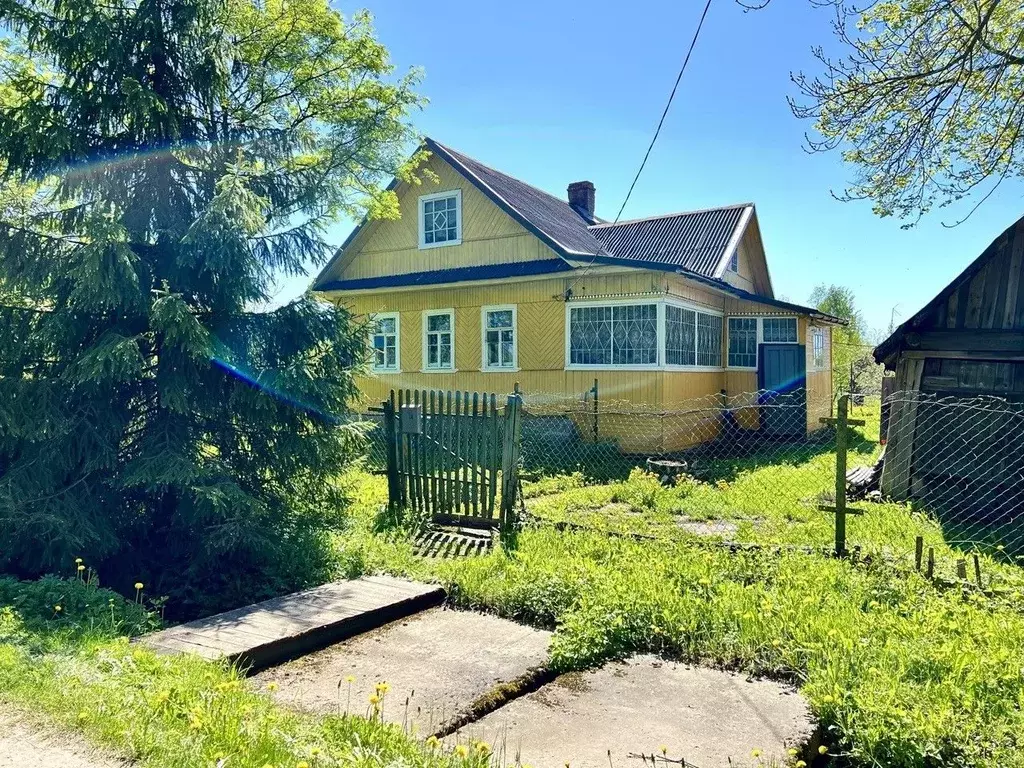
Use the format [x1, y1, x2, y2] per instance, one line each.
[788, 748, 798, 756]
[425, 735, 440, 748]
[297, 762, 310, 768]
[818, 746, 828, 755]
[344, 675, 355, 683]
[266, 682, 279, 692]
[375, 681, 390, 694]
[751, 749, 762, 758]
[368, 693, 380, 705]
[659, 745, 668, 755]
[134, 582, 144, 590]
[75, 557, 83, 564]
[54, 605, 62, 612]
[475, 742, 491, 755]
[455, 745, 469, 758]
[796, 762, 807, 768]
[77, 564, 86, 572]
[310, 747, 321, 756]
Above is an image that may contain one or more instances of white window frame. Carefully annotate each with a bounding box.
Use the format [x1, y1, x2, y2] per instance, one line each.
[369, 311, 400, 374]
[728, 248, 739, 273]
[760, 315, 799, 344]
[480, 304, 519, 372]
[418, 189, 462, 250]
[811, 326, 826, 370]
[563, 297, 724, 372]
[421, 308, 456, 372]
[726, 316, 759, 371]
[725, 315, 801, 370]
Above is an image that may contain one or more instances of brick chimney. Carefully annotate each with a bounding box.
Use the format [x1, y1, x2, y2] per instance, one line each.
[567, 181, 596, 218]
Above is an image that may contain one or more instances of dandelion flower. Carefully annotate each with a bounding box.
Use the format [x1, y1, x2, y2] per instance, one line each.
[77, 564, 86, 572]
[310, 747, 321, 756]
[788, 748, 798, 756]
[455, 745, 469, 758]
[134, 582, 144, 590]
[659, 745, 668, 755]
[368, 694, 380, 705]
[796, 762, 807, 768]
[75, 557, 83, 564]
[54, 605, 62, 612]
[297, 762, 310, 768]
[818, 745, 828, 755]
[375, 681, 390, 694]
[751, 749, 762, 758]
[475, 742, 491, 755]
[344, 675, 355, 683]
[267, 682, 279, 692]
[425, 735, 440, 749]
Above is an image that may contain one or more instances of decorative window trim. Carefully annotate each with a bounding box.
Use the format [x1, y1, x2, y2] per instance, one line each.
[760, 316, 798, 344]
[480, 304, 519, 372]
[725, 315, 801, 370]
[421, 308, 456, 372]
[563, 297, 724, 372]
[418, 189, 462, 250]
[811, 326, 827, 371]
[726, 317, 758, 370]
[369, 311, 401, 374]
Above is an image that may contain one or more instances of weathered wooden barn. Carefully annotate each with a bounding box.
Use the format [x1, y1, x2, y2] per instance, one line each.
[874, 214, 1024, 534]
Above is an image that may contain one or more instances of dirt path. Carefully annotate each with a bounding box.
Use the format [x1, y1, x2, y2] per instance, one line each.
[0, 707, 129, 768]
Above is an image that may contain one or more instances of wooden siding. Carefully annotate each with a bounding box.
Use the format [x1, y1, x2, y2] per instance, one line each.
[332, 269, 831, 453]
[322, 153, 558, 284]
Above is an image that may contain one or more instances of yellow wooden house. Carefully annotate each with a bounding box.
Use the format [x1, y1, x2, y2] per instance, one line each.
[313, 138, 842, 453]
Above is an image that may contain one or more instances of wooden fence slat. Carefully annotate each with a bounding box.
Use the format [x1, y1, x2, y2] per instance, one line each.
[428, 390, 437, 519]
[397, 389, 407, 508]
[488, 393, 499, 518]
[454, 391, 463, 517]
[442, 391, 452, 514]
[471, 392, 479, 518]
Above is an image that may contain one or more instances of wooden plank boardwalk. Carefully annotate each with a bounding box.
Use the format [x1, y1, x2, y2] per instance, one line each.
[137, 576, 444, 673]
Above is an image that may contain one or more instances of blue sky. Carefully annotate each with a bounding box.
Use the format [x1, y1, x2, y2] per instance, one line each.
[281, 0, 1024, 336]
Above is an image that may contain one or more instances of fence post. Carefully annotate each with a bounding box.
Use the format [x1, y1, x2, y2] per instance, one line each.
[591, 378, 599, 442]
[383, 393, 400, 513]
[500, 390, 523, 529]
[834, 393, 849, 557]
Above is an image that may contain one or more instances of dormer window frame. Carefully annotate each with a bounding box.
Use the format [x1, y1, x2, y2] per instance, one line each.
[418, 189, 463, 250]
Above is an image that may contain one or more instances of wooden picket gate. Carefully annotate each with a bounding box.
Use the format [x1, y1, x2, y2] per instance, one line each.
[382, 389, 523, 529]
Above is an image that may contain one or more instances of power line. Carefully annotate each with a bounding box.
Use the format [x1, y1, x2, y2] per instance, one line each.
[563, 0, 715, 301]
[613, 0, 714, 224]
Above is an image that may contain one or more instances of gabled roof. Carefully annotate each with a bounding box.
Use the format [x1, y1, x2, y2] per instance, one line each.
[315, 140, 822, 315]
[589, 205, 753, 276]
[873, 212, 1024, 364]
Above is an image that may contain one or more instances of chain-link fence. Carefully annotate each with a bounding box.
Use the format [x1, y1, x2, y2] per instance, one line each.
[881, 390, 1024, 558]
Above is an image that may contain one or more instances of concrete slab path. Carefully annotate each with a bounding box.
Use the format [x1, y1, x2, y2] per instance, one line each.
[449, 656, 816, 768]
[253, 607, 552, 737]
[0, 708, 129, 768]
[137, 575, 444, 672]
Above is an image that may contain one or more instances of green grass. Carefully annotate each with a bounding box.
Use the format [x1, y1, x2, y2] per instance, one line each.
[327, 412, 1024, 768]
[4, 406, 1024, 768]
[0, 576, 488, 768]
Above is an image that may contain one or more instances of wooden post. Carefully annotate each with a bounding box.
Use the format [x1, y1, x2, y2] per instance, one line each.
[956, 559, 968, 581]
[926, 547, 935, 579]
[592, 378, 599, 442]
[914, 536, 924, 571]
[973, 553, 983, 589]
[500, 391, 523, 528]
[383, 394, 399, 513]
[834, 394, 850, 557]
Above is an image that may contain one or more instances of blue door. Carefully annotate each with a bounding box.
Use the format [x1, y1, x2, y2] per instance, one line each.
[757, 344, 807, 436]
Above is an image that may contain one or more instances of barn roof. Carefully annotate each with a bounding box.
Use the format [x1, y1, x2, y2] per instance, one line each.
[873, 212, 1024, 365]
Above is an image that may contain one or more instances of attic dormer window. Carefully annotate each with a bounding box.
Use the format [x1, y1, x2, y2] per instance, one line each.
[728, 249, 739, 272]
[419, 190, 462, 249]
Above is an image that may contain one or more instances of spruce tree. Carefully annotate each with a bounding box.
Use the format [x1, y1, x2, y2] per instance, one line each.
[0, 0, 421, 615]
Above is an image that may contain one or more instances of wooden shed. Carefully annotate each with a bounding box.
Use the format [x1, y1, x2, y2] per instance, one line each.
[874, 213, 1024, 508]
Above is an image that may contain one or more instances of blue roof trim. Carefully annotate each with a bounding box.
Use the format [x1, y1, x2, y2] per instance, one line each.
[317, 259, 573, 292]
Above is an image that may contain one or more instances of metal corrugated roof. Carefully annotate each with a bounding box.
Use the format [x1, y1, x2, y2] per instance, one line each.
[430, 140, 610, 257]
[314, 139, 755, 291]
[589, 205, 750, 276]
